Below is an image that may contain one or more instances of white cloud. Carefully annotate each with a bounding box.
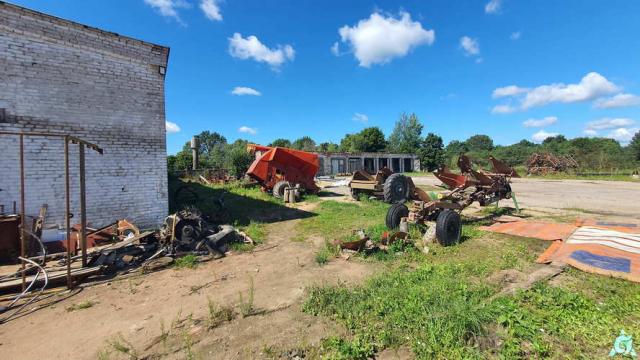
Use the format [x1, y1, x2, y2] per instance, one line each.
[491, 104, 517, 114]
[606, 127, 639, 143]
[460, 36, 480, 56]
[491, 72, 619, 112]
[337, 11, 435, 67]
[583, 129, 598, 137]
[166, 120, 181, 134]
[531, 129, 559, 143]
[228, 33, 295, 69]
[492, 85, 529, 98]
[231, 87, 261, 96]
[144, 0, 189, 23]
[485, 0, 503, 14]
[586, 117, 635, 131]
[200, 0, 222, 21]
[352, 113, 369, 123]
[238, 126, 257, 135]
[523, 116, 557, 128]
[510, 31, 521, 40]
[330, 42, 341, 56]
[593, 93, 640, 109]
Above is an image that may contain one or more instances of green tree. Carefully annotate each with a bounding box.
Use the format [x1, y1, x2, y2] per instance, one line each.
[270, 138, 291, 148]
[419, 133, 445, 171]
[630, 131, 640, 162]
[542, 135, 570, 155]
[193, 131, 228, 168]
[465, 135, 494, 152]
[292, 136, 316, 152]
[357, 127, 387, 152]
[226, 139, 254, 178]
[339, 134, 358, 153]
[317, 142, 340, 152]
[387, 113, 424, 154]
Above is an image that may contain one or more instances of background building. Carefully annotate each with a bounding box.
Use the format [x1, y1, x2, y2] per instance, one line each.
[0, 2, 170, 228]
[316, 152, 420, 176]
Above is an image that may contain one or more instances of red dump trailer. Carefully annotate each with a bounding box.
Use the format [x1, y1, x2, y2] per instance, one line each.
[246, 144, 320, 198]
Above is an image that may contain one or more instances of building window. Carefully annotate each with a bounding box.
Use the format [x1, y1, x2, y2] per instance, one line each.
[403, 158, 414, 172]
[364, 158, 375, 174]
[348, 157, 362, 173]
[392, 158, 401, 172]
[331, 158, 346, 174]
[378, 158, 388, 169]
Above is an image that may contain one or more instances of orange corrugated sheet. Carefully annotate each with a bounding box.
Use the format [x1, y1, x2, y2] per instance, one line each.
[480, 221, 577, 241]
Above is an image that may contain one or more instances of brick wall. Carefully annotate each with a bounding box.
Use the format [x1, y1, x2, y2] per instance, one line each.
[0, 2, 170, 228]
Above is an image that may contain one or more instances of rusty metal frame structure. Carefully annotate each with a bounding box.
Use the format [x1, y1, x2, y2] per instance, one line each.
[0, 131, 103, 290]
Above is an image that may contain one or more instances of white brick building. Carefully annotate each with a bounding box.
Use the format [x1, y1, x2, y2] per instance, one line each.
[0, 2, 170, 228]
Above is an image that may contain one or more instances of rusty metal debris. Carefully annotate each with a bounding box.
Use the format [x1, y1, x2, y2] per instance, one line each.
[348, 167, 393, 201]
[386, 155, 519, 246]
[526, 152, 578, 175]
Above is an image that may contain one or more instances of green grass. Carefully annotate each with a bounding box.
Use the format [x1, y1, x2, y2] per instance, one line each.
[295, 199, 390, 242]
[174, 254, 199, 269]
[66, 300, 96, 312]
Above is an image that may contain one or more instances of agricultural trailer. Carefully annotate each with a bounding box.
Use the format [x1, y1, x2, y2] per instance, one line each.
[246, 144, 320, 198]
[386, 155, 519, 246]
[349, 168, 416, 204]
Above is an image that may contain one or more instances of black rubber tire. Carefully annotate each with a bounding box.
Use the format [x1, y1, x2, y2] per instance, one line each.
[435, 210, 462, 246]
[383, 173, 410, 204]
[350, 188, 361, 201]
[386, 203, 409, 229]
[272, 180, 290, 199]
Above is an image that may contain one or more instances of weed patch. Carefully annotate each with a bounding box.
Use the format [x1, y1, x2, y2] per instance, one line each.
[174, 254, 199, 269]
[66, 300, 96, 312]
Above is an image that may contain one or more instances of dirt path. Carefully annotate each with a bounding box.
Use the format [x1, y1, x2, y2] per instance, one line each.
[412, 176, 640, 221]
[0, 203, 377, 360]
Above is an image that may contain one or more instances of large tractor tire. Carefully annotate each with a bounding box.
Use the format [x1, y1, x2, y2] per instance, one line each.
[383, 173, 410, 204]
[385, 203, 409, 229]
[435, 210, 462, 246]
[272, 180, 291, 199]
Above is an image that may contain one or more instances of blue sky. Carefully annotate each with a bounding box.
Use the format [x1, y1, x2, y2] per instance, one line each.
[11, 0, 640, 154]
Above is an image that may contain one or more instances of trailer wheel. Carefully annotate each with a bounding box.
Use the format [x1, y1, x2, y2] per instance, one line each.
[435, 210, 462, 246]
[386, 203, 409, 229]
[383, 174, 410, 204]
[350, 188, 361, 201]
[272, 181, 290, 198]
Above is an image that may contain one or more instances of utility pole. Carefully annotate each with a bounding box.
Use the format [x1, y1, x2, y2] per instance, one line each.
[191, 136, 199, 171]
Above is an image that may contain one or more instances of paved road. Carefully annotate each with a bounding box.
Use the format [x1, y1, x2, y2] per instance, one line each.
[411, 176, 640, 219]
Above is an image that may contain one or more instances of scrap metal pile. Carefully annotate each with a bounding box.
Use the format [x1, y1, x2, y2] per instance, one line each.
[527, 152, 578, 175]
[0, 208, 252, 322]
[386, 155, 519, 246]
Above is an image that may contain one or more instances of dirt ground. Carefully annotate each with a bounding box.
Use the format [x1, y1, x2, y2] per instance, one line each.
[1, 177, 639, 359]
[0, 203, 376, 360]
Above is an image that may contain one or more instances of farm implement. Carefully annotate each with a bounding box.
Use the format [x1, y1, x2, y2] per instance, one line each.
[386, 155, 519, 246]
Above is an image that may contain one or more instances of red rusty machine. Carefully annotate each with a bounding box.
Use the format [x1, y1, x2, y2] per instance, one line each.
[246, 144, 320, 198]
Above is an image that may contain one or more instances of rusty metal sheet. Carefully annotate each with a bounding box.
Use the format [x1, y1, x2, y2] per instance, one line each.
[480, 221, 578, 241]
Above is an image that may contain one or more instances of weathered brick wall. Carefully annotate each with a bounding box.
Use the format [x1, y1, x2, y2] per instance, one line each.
[0, 2, 169, 228]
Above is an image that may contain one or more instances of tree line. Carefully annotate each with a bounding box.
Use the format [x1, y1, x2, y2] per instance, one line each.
[168, 113, 640, 174]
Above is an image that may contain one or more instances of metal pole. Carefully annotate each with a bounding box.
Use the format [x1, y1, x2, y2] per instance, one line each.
[64, 136, 72, 289]
[79, 143, 87, 267]
[19, 134, 26, 291]
[191, 136, 198, 171]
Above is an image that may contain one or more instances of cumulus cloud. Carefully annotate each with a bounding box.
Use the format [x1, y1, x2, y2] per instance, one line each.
[238, 126, 257, 135]
[330, 42, 341, 56]
[606, 127, 639, 143]
[510, 31, 521, 40]
[583, 129, 598, 137]
[531, 129, 559, 143]
[586, 118, 635, 131]
[460, 36, 480, 56]
[491, 72, 619, 112]
[352, 113, 369, 123]
[523, 116, 557, 128]
[491, 104, 517, 114]
[492, 85, 529, 98]
[231, 87, 261, 96]
[228, 33, 295, 69]
[166, 120, 181, 134]
[593, 93, 640, 109]
[200, 0, 222, 21]
[336, 11, 435, 67]
[144, 0, 189, 23]
[485, 0, 503, 14]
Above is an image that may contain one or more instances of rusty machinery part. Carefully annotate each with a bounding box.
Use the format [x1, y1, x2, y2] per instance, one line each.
[350, 187, 361, 200]
[383, 173, 414, 204]
[385, 203, 409, 229]
[435, 210, 462, 246]
[272, 180, 291, 199]
[246, 144, 320, 195]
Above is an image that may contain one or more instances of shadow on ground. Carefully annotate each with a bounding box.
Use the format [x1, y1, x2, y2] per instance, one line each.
[169, 178, 317, 225]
